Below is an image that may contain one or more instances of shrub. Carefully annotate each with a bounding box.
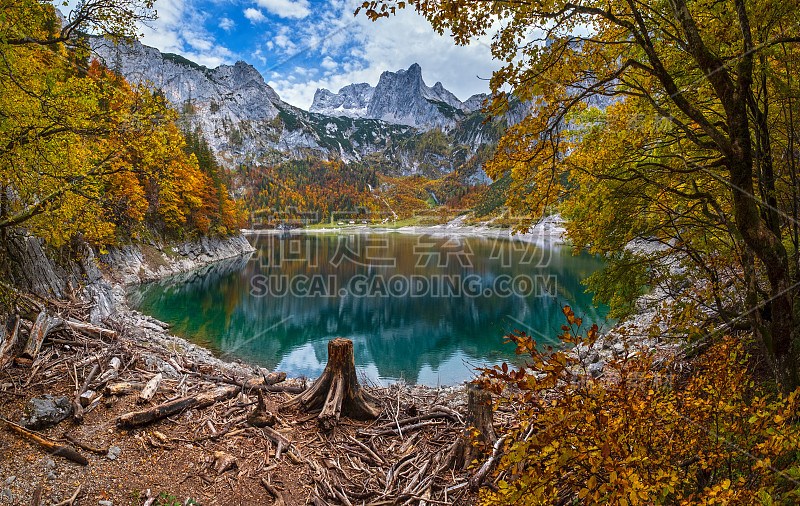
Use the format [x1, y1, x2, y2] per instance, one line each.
[476, 307, 800, 505]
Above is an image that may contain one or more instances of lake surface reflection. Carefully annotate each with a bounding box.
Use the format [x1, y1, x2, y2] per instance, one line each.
[128, 232, 610, 385]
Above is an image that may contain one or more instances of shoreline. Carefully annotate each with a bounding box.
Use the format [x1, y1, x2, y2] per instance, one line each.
[124, 219, 567, 391]
[243, 213, 568, 245]
[107, 220, 675, 391]
[0, 228, 681, 504]
[104, 233, 470, 404]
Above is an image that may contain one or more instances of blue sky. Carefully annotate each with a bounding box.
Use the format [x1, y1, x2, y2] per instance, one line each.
[125, 0, 499, 108]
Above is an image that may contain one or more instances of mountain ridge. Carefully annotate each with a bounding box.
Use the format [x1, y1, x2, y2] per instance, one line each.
[311, 63, 489, 130]
[90, 38, 501, 181]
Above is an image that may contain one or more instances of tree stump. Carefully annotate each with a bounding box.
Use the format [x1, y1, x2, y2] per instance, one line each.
[282, 338, 379, 430]
[455, 383, 497, 470]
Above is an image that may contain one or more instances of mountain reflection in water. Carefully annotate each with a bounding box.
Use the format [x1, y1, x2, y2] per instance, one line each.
[127, 232, 610, 385]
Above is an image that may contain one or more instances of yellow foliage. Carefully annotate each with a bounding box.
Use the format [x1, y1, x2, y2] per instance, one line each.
[0, 1, 242, 246]
[476, 307, 800, 505]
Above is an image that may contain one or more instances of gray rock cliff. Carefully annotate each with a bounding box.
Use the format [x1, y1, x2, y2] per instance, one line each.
[311, 63, 483, 131]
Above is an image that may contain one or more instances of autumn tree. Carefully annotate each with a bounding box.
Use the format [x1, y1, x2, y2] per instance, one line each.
[360, 0, 800, 390]
[0, 0, 155, 240]
[0, 0, 242, 257]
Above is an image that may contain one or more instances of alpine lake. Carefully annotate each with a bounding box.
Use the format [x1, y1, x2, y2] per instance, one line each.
[127, 232, 610, 386]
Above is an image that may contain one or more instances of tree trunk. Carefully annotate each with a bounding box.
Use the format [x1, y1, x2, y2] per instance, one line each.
[455, 383, 497, 470]
[281, 338, 379, 430]
[728, 110, 799, 390]
[0, 315, 21, 369]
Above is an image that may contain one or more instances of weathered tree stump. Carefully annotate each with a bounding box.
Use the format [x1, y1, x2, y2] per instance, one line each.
[455, 383, 497, 470]
[247, 390, 276, 427]
[282, 338, 379, 430]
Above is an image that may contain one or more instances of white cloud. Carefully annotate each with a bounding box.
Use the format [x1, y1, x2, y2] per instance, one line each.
[320, 56, 337, 71]
[184, 30, 214, 51]
[268, 1, 497, 108]
[255, 0, 311, 19]
[273, 33, 295, 51]
[252, 49, 267, 65]
[182, 46, 236, 68]
[244, 8, 267, 23]
[131, 0, 238, 71]
[219, 17, 235, 31]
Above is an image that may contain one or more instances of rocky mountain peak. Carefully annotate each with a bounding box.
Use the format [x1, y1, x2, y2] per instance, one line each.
[90, 37, 283, 157]
[310, 83, 373, 118]
[311, 63, 480, 131]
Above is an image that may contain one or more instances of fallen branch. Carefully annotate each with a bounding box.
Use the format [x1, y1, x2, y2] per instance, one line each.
[200, 372, 286, 389]
[372, 409, 459, 430]
[104, 381, 146, 396]
[116, 384, 240, 428]
[347, 435, 385, 465]
[260, 478, 286, 506]
[62, 433, 108, 455]
[261, 426, 291, 461]
[138, 373, 162, 404]
[95, 357, 122, 384]
[2, 418, 88, 465]
[363, 420, 445, 437]
[73, 362, 100, 423]
[53, 484, 82, 506]
[21, 310, 64, 361]
[63, 319, 117, 340]
[468, 435, 507, 492]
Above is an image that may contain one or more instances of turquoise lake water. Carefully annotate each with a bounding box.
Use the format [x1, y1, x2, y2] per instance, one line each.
[127, 232, 610, 385]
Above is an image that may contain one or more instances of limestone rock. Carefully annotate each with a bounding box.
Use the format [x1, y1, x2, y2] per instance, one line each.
[20, 395, 72, 430]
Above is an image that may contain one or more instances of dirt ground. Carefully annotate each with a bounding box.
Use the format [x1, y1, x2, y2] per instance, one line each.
[0, 325, 489, 506]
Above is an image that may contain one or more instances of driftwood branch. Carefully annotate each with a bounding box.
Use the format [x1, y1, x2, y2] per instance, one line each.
[2, 418, 88, 465]
[63, 319, 117, 340]
[21, 310, 64, 361]
[138, 373, 162, 404]
[95, 357, 122, 384]
[52, 484, 82, 506]
[260, 477, 287, 506]
[72, 362, 100, 423]
[468, 435, 507, 491]
[104, 381, 146, 396]
[116, 384, 240, 428]
[62, 433, 108, 455]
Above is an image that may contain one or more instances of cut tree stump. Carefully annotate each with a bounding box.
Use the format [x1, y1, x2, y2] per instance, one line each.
[247, 390, 276, 427]
[282, 338, 379, 430]
[455, 383, 497, 470]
